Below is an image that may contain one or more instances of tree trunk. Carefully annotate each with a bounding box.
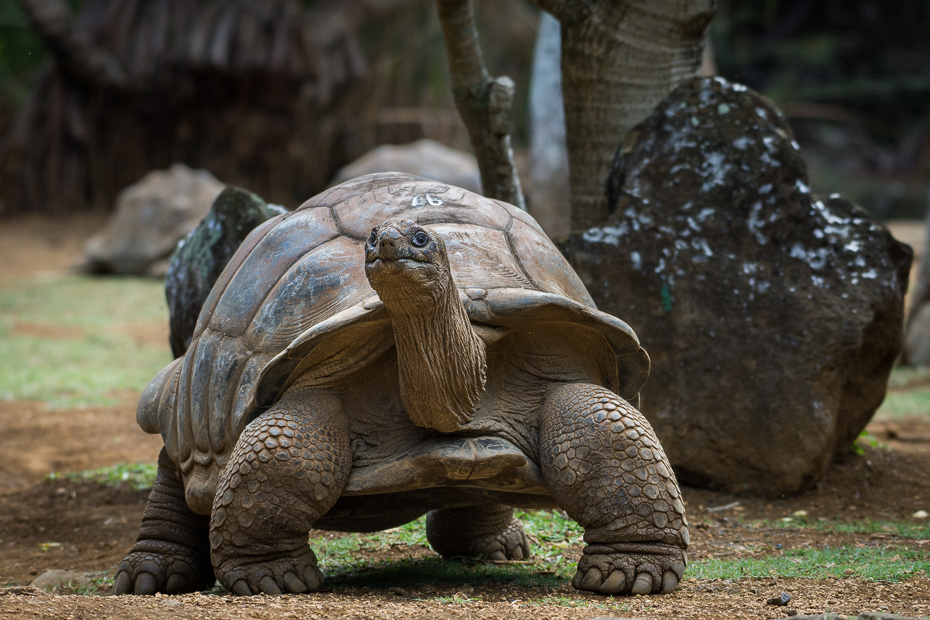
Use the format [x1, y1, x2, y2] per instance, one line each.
[436, 0, 525, 209]
[534, 0, 716, 231]
[902, 182, 930, 364]
[528, 11, 570, 238]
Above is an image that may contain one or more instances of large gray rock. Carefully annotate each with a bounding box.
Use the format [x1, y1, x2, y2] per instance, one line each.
[559, 77, 912, 496]
[84, 164, 224, 276]
[330, 140, 482, 195]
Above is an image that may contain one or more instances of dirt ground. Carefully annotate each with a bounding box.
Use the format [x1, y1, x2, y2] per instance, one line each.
[1, 216, 930, 619]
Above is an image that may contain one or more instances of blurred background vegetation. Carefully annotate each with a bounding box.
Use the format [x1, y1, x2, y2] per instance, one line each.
[0, 0, 927, 219]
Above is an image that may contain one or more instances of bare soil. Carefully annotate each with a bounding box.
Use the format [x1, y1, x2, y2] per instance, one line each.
[2, 216, 930, 619]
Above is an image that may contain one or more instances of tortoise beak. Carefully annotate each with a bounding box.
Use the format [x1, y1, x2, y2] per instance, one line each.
[372, 227, 403, 261]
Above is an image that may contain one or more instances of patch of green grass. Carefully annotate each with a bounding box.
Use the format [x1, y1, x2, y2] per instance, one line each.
[324, 555, 570, 590]
[875, 365, 930, 420]
[887, 365, 930, 390]
[312, 512, 581, 590]
[314, 511, 930, 592]
[689, 546, 929, 582]
[0, 331, 172, 407]
[71, 572, 115, 596]
[49, 462, 158, 491]
[0, 275, 169, 327]
[313, 510, 589, 590]
[521, 595, 634, 611]
[876, 386, 930, 420]
[762, 517, 930, 540]
[0, 275, 171, 407]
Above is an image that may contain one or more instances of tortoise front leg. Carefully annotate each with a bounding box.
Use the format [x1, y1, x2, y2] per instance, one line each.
[426, 503, 531, 561]
[539, 383, 689, 595]
[113, 448, 215, 595]
[210, 388, 350, 595]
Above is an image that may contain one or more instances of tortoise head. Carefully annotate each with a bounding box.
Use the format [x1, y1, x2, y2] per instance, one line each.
[364, 218, 452, 302]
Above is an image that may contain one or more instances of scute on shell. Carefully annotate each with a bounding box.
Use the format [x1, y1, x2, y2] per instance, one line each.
[136, 172, 648, 514]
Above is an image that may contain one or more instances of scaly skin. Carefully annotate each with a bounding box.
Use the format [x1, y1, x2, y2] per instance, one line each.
[539, 383, 690, 595]
[209, 389, 350, 595]
[426, 503, 531, 560]
[113, 448, 214, 595]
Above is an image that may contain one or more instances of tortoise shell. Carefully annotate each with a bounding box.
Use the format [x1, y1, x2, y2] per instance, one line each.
[138, 173, 649, 513]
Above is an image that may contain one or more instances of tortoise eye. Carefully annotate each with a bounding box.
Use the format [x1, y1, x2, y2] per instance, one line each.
[411, 231, 429, 248]
[368, 227, 378, 245]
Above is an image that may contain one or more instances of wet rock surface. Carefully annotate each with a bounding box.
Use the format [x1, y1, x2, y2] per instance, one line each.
[165, 186, 284, 357]
[84, 164, 225, 276]
[559, 76, 912, 496]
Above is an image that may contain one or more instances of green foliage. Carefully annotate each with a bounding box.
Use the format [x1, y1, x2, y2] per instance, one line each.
[0, 275, 171, 407]
[689, 546, 929, 582]
[850, 430, 885, 456]
[49, 462, 158, 491]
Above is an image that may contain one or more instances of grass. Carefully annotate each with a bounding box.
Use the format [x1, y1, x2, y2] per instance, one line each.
[0, 275, 171, 407]
[763, 516, 930, 540]
[689, 546, 929, 582]
[875, 365, 930, 421]
[48, 462, 158, 491]
[314, 510, 583, 590]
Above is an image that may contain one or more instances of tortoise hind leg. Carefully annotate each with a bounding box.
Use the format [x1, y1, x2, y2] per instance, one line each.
[539, 383, 689, 596]
[113, 448, 214, 595]
[210, 388, 351, 595]
[426, 503, 530, 560]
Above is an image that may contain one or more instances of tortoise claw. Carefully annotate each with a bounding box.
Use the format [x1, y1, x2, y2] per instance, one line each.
[133, 572, 158, 596]
[572, 544, 686, 596]
[598, 570, 627, 595]
[283, 572, 307, 594]
[258, 576, 282, 595]
[231, 580, 253, 596]
[661, 569, 680, 593]
[112, 571, 132, 595]
[630, 572, 653, 595]
[217, 547, 324, 596]
[580, 568, 603, 591]
[165, 572, 187, 594]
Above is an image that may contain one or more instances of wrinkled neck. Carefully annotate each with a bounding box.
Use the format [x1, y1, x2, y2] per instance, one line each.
[385, 280, 486, 433]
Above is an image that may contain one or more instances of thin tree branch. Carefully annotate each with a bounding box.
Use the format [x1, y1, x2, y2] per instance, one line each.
[436, 0, 525, 209]
[18, 0, 127, 88]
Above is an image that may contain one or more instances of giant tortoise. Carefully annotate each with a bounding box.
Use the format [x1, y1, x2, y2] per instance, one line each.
[114, 173, 689, 597]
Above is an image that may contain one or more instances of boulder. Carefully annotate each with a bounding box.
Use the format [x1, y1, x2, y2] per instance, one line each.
[330, 140, 482, 195]
[165, 186, 285, 357]
[84, 164, 224, 276]
[559, 77, 912, 496]
[30, 570, 91, 591]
